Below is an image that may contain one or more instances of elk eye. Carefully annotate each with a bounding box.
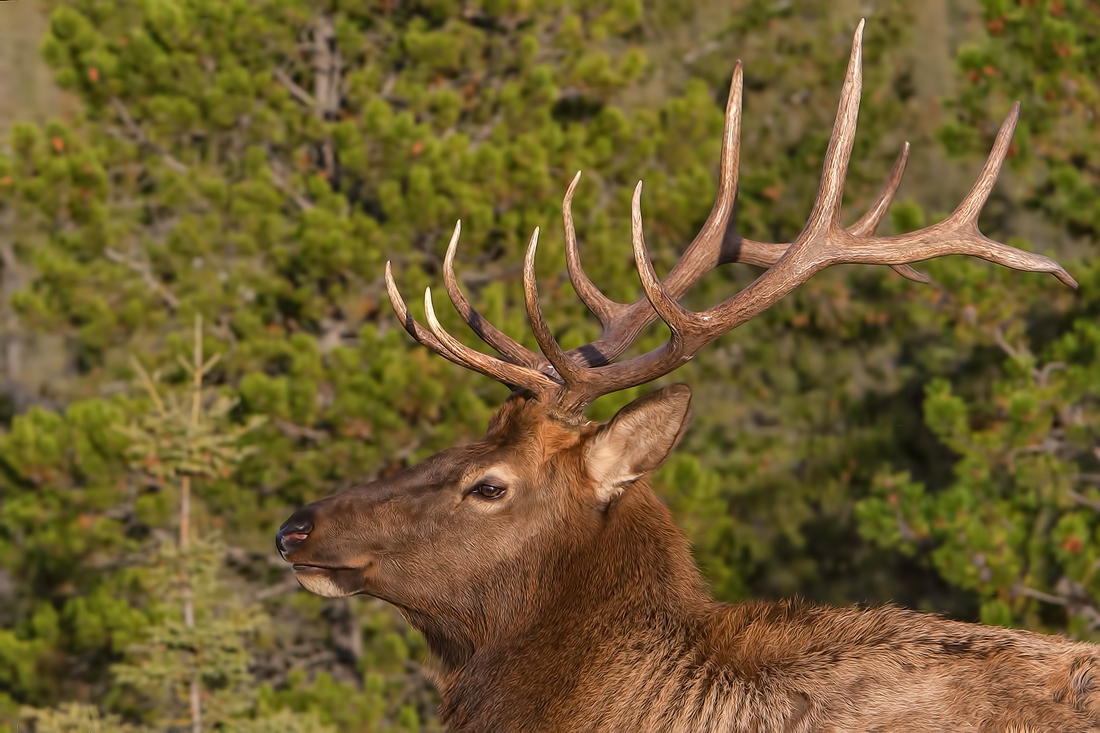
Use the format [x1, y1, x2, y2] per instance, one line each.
[471, 483, 506, 500]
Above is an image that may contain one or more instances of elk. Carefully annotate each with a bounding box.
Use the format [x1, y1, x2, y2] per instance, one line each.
[277, 21, 1097, 732]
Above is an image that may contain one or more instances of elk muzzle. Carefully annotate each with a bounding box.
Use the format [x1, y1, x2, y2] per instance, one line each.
[275, 510, 314, 556]
[276, 500, 373, 598]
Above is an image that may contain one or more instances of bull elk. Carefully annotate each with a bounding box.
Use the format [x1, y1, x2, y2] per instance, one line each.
[277, 21, 1097, 732]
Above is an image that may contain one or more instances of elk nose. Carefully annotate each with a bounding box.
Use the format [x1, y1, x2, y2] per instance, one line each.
[276, 513, 314, 556]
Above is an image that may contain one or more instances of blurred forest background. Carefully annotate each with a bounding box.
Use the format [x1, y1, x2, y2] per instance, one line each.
[0, 0, 1098, 730]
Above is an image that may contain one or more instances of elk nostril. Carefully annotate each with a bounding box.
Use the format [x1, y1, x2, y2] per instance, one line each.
[276, 515, 314, 556]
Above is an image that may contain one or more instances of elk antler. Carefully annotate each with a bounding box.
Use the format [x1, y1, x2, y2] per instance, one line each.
[386, 19, 1076, 417]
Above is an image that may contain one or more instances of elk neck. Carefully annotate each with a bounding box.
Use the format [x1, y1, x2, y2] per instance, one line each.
[428, 477, 715, 704]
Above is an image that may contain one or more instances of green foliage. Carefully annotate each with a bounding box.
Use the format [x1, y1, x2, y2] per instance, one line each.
[857, 253, 1100, 632]
[1, 0, 1096, 730]
[20, 702, 142, 733]
[940, 0, 1100, 237]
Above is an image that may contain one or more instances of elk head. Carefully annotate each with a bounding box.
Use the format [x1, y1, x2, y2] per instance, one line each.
[277, 20, 1075, 670]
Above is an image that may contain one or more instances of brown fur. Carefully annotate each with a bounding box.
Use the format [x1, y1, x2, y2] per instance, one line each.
[278, 387, 1100, 731]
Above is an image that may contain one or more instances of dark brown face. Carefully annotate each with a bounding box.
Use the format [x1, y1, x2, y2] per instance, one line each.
[275, 387, 692, 626]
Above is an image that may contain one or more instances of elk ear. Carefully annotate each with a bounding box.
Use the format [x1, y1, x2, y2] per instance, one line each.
[585, 384, 692, 501]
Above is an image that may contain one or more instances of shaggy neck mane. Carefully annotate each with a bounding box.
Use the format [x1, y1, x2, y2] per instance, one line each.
[576, 482, 711, 617]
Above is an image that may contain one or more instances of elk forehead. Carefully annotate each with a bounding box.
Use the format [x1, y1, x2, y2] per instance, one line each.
[483, 393, 597, 461]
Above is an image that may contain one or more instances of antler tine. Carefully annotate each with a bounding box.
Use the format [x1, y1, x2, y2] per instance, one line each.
[848, 143, 930, 284]
[524, 227, 588, 385]
[629, 182, 697, 338]
[726, 143, 925, 283]
[623, 186, 705, 401]
[441, 220, 549, 370]
[682, 57, 747, 279]
[954, 104, 1016, 222]
[563, 171, 629, 328]
[850, 143, 909, 237]
[804, 18, 866, 239]
[385, 261, 465, 363]
[423, 287, 559, 392]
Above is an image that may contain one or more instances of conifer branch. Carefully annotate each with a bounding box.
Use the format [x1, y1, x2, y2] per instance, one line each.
[129, 355, 166, 415]
[991, 329, 1018, 358]
[1016, 585, 1068, 606]
[1017, 579, 1100, 631]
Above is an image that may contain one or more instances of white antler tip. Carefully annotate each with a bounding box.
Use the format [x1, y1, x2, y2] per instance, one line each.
[564, 172, 583, 202]
[423, 287, 441, 322]
[525, 227, 541, 262]
[444, 223, 462, 265]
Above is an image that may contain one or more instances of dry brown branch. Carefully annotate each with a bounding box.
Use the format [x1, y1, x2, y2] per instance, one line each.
[253, 577, 302, 602]
[273, 417, 330, 443]
[1068, 489, 1100, 513]
[311, 16, 342, 180]
[110, 97, 188, 175]
[273, 67, 315, 107]
[104, 247, 181, 309]
[267, 157, 315, 211]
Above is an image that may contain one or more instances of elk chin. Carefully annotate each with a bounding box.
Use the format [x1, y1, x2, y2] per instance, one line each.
[292, 564, 368, 598]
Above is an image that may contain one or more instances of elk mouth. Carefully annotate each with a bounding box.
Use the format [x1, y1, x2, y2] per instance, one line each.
[289, 563, 370, 598]
[291, 563, 353, 572]
[291, 559, 374, 572]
